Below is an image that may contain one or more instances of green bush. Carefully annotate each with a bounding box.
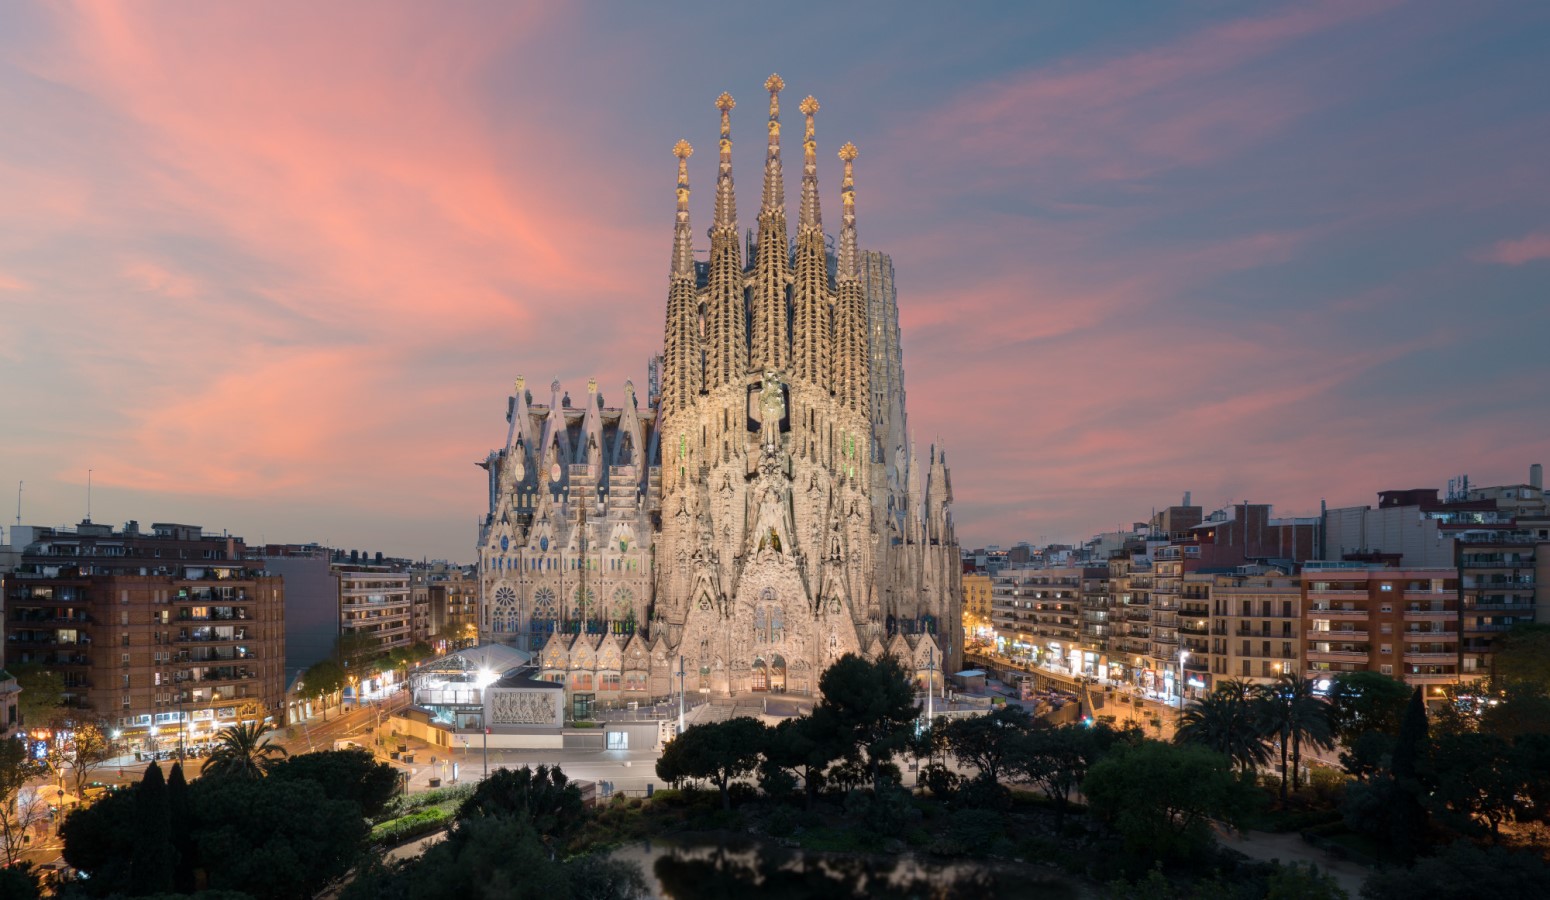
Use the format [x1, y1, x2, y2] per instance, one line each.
[370, 806, 451, 845]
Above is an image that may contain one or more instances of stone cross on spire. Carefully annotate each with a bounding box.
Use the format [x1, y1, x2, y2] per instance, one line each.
[761, 73, 785, 213]
[714, 92, 737, 230]
[671, 139, 695, 279]
[798, 95, 822, 232]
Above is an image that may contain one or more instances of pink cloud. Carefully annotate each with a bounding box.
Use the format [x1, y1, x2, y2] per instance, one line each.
[1482, 232, 1550, 265]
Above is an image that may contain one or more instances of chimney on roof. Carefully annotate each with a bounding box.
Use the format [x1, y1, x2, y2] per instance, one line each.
[1183, 491, 1191, 507]
[1532, 463, 1543, 491]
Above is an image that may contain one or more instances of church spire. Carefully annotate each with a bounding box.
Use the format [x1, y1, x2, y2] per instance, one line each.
[798, 95, 822, 231]
[661, 140, 702, 417]
[761, 73, 786, 214]
[671, 139, 695, 278]
[833, 141, 869, 415]
[714, 92, 737, 230]
[791, 94, 830, 388]
[750, 73, 791, 375]
[705, 92, 747, 389]
[837, 142, 859, 281]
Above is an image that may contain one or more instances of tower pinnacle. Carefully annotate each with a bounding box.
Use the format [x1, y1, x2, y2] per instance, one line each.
[837, 142, 859, 280]
[714, 93, 737, 228]
[761, 74, 785, 213]
[798, 96, 821, 231]
[671, 140, 695, 278]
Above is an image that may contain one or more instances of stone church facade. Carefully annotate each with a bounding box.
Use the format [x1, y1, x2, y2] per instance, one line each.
[477, 76, 961, 703]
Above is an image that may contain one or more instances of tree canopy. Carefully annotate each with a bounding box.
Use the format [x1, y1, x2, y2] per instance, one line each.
[655, 717, 766, 810]
[1084, 740, 1259, 867]
[815, 653, 919, 790]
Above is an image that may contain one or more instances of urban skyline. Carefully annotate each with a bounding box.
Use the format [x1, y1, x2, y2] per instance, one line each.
[3, 1, 1548, 561]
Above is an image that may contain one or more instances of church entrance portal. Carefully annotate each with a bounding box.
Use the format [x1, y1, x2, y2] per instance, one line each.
[751, 655, 787, 693]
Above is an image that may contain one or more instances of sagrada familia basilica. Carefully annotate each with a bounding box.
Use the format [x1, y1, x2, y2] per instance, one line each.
[477, 76, 961, 702]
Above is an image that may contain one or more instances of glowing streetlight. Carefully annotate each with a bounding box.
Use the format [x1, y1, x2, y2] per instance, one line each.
[476, 668, 498, 778]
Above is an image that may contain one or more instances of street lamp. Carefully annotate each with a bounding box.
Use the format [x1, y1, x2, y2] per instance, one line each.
[676, 655, 686, 736]
[476, 668, 498, 779]
[1177, 649, 1190, 710]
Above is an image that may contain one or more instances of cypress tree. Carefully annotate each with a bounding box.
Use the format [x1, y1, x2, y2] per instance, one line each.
[167, 762, 197, 892]
[1388, 687, 1431, 861]
[130, 762, 176, 895]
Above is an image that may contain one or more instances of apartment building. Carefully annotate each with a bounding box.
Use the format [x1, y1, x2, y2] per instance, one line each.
[2, 520, 285, 750]
[336, 565, 413, 657]
[1208, 573, 1301, 685]
[410, 561, 479, 653]
[1302, 564, 1459, 689]
[961, 571, 993, 646]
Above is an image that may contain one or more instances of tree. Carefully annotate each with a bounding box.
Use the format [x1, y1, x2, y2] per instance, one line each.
[1492, 623, 1550, 695]
[68, 721, 119, 800]
[1430, 731, 1521, 841]
[130, 762, 176, 896]
[458, 764, 585, 853]
[301, 658, 348, 719]
[815, 653, 920, 790]
[60, 784, 137, 893]
[191, 774, 370, 899]
[1083, 740, 1258, 867]
[1175, 680, 1271, 774]
[654, 717, 765, 810]
[0, 862, 40, 900]
[1386, 687, 1431, 861]
[9, 664, 64, 729]
[268, 748, 400, 818]
[1255, 674, 1335, 801]
[342, 812, 645, 900]
[202, 722, 288, 780]
[1359, 841, 1550, 900]
[1478, 683, 1550, 740]
[760, 714, 841, 807]
[939, 703, 1035, 783]
[0, 736, 45, 867]
[1008, 723, 1095, 830]
[167, 762, 197, 894]
[1327, 671, 1411, 744]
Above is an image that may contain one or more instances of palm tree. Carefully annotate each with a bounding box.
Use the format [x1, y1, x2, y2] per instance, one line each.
[1254, 674, 1334, 803]
[201, 722, 287, 780]
[1175, 680, 1270, 774]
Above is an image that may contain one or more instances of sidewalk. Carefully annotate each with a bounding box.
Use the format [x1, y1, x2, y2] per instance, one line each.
[1215, 827, 1369, 897]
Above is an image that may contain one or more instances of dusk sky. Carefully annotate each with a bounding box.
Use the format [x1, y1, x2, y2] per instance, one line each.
[2, 1, 1547, 562]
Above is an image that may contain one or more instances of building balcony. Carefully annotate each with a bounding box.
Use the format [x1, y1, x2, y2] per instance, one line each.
[1403, 591, 1449, 601]
[1403, 630, 1457, 641]
[1154, 600, 1180, 612]
[1315, 630, 1369, 641]
[1403, 651, 1456, 663]
[1464, 623, 1515, 633]
[1404, 606, 1455, 618]
[1152, 634, 1179, 645]
[1307, 608, 1367, 619]
[1179, 622, 1211, 636]
[1306, 649, 1370, 662]
[1403, 673, 1459, 685]
[1466, 602, 1535, 613]
[1308, 590, 1368, 598]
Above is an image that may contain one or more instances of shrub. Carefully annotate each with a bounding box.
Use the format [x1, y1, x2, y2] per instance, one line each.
[370, 806, 451, 845]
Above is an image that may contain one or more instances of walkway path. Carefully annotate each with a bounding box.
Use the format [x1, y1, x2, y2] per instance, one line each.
[1214, 827, 1369, 897]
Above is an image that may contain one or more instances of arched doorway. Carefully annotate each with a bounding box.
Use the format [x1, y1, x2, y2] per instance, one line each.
[770, 655, 787, 693]
[751, 657, 769, 692]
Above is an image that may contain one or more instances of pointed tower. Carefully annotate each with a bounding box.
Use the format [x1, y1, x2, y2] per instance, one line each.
[661, 140, 702, 418]
[833, 141, 870, 417]
[791, 95, 831, 390]
[704, 92, 748, 391]
[749, 74, 791, 376]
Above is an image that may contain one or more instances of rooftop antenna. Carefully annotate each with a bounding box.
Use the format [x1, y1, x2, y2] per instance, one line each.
[14, 480, 20, 527]
[87, 468, 93, 521]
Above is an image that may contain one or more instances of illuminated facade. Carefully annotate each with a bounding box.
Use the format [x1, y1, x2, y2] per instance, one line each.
[476, 76, 962, 701]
